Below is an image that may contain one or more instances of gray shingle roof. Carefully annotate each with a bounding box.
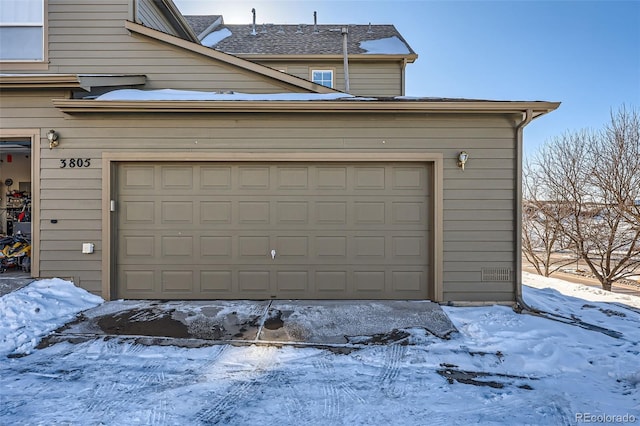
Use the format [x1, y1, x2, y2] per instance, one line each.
[184, 16, 415, 56]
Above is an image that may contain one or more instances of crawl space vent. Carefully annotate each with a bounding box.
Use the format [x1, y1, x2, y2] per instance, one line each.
[481, 267, 512, 282]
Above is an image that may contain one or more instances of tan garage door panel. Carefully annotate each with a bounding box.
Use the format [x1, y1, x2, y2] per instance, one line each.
[116, 162, 432, 300]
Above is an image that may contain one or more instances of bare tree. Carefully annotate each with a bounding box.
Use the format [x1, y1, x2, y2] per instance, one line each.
[591, 106, 640, 229]
[522, 161, 576, 276]
[585, 106, 640, 288]
[529, 108, 640, 291]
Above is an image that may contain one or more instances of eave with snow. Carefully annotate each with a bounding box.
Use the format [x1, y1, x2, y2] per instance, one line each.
[51, 89, 559, 117]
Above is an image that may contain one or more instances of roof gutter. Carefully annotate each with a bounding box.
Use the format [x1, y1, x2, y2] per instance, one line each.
[51, 99, 561, 114]
[235, 53, 418, 63]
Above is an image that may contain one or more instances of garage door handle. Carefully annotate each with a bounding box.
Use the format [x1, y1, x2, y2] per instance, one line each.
[271, 249, 276, 259]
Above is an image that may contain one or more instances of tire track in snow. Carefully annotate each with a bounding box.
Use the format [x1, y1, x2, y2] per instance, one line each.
[122, 341, 146, 354]
[145, 397, 169, 426]
[195, 345, 229, 380]
[265, 365, 306, 422]
[112, 345, 230, 424]
[2, 339, 228, 425]
[195, 371, 278, 425]
[377, 344, 407, 398]
[314, 353, 367, 406]
[78, 341, 172, 422]
[194, 348, 279, 425]
[313, 356, 340, 422]
[312, 354, 366, 424]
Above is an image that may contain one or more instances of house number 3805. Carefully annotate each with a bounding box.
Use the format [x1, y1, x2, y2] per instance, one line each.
[60, 158, 91, 168]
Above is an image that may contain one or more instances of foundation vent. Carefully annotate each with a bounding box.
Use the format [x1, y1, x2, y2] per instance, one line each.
[481, 267, 512, 282]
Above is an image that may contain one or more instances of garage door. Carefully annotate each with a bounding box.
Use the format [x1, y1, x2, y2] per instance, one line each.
[115, 162, 432, 300]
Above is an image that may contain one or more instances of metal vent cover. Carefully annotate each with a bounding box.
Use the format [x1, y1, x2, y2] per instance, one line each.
[481, 267, 512, 282]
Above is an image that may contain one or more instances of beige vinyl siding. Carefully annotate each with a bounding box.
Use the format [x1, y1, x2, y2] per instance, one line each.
[136, 0, 180, 37]
[14, 1, 298, 93]
[258, 61, 404, 97]
[0, 87, 517, 301]
[348, 62, 403, 97]
[0, 90, 104, 293]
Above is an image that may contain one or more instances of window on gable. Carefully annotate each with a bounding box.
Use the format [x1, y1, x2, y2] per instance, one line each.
[0, 0, 45, 61]
[312, 70, 333, 88]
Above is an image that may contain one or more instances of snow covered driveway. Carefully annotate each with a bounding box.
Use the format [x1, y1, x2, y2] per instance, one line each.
[1, 273, 639, 425]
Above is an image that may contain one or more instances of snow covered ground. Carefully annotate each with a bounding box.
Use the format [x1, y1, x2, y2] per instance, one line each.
[1, 274, 638, 425]
[0, 278, 103, 357]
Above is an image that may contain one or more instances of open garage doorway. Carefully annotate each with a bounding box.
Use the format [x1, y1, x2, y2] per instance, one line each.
[0, 136, 32, 273]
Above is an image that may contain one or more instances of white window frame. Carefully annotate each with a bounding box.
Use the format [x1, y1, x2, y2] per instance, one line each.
[0, 0, 47, 67]
[311, 69, 334, 89]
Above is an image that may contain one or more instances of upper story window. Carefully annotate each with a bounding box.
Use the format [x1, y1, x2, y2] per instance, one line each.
[0, 0, 45, 61]
[312, 70, 333, 88]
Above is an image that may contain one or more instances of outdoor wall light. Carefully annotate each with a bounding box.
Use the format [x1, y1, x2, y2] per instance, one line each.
[47, 129, 59, 149]
[457, 151, 469, 171]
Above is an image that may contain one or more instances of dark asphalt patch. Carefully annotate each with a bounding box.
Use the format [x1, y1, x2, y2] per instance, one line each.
[437, 365, 538, 390]
[97, 309, 190, 338]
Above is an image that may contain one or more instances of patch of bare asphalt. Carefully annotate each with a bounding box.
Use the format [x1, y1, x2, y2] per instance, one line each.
[91, 307, 262, 341]
[97, 309, 190, 338]
[437, 363, 538, 390]
[262, 309, 285, 330]
[33, 305, 264, 350]
[258, 308, 313, 342]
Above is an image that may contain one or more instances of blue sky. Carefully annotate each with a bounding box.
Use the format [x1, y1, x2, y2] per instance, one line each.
[174, 0, 640, 157]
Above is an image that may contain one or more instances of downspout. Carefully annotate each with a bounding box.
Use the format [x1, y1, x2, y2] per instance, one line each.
[400, 58, 407, 96]
[515, 109, 533, 310]
[342, 27, 350, 93]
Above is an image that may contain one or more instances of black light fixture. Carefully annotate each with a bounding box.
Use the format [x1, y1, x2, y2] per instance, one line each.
[47, 129, 59, 149]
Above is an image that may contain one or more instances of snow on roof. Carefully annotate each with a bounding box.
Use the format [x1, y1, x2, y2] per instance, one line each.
[201, 28, 232, 48]
[359, 36, 411, 54]
[96, 89, 355, 101]
[88, 90, 557, 109]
